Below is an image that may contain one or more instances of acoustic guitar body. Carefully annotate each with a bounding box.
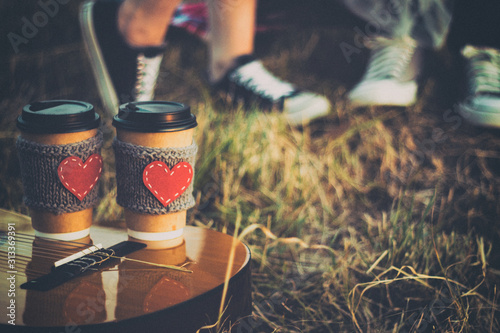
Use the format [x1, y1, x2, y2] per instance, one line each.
[0, 210, 252, 333]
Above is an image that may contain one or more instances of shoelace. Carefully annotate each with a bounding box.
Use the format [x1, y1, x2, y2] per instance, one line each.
[135, 54, 163, 101]
[229, 60, 296, 102]
[363, 36, 417, 81]
[462, 46, 500, 96]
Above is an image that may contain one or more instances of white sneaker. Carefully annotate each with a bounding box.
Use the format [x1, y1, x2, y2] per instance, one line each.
[457, 45, 500, 128]
[348, 36, 420, 107]
[212, 55, 331, 126]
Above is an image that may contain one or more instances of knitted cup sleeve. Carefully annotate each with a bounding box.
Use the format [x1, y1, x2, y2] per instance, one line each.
[16, 131, 103, 215]
[112, 138, 198, 215]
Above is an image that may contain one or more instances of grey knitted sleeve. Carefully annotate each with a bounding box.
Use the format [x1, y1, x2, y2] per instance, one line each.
[112, 138, 198, 215]
[16, 131, 103, 215]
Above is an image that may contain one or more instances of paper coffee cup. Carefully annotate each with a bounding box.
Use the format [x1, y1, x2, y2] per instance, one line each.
[113, 101, 197, 248]
[16, 100, 102, 241]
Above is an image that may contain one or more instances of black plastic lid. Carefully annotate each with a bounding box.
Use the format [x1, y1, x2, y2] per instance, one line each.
[112, 101, 197, 133]
[17, 100, 100, 134]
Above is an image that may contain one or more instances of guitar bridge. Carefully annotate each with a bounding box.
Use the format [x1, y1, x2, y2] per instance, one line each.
[21, 241, 146, 291]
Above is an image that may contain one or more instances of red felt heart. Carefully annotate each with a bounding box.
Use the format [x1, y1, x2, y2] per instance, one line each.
[57, 154, 103, 201]
[143, 161, 193, 206]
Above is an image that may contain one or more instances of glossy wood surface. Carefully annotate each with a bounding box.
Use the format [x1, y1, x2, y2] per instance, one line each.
[0, 209, 251, 332]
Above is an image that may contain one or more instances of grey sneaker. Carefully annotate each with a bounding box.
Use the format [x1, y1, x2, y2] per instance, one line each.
[457, 45, 500, 128]
[348, 36, 421, 107]
[211, 55, 331, 126]
[80, 0, 165, 116]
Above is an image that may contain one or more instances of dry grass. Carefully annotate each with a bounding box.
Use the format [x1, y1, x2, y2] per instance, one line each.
[1, 1, 500, 332]
[185, 101, 500, 332]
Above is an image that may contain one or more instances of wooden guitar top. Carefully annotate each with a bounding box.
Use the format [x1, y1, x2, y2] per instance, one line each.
[0, 209, 252, 332]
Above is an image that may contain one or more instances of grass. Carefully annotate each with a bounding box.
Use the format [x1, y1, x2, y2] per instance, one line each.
[1, 1, 500, 332]
[188, 104, 499, 332]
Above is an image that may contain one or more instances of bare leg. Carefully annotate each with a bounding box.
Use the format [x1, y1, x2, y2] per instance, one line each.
[118, 0, 182, 47]
[207, 0, 257, 82]
[116, 0, 255, 76]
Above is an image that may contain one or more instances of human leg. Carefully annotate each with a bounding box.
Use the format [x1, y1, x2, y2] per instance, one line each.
[81, 0, 331, 125]
[117, 0, 180, 47]
[206, 0, 256, 82]
[80, 0, 180, 116]
[206, 0, 331, 125]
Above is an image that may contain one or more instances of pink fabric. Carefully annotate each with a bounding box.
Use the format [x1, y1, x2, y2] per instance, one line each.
[171, 2, 284, 39]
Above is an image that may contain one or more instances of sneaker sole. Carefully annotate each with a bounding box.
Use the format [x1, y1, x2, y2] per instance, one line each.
[285, 95, 331, 126]
[457, 102, 500, 129]
[348, 80, 417, 107]
[79, 1, 119, 117]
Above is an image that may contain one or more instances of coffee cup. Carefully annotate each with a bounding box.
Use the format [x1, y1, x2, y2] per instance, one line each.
[112, 101, 197, 248]
[16, 100, 102, 241]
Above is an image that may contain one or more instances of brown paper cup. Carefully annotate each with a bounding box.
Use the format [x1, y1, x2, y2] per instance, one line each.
[16, 100, 101, 241]
[113, 102, 197, 249]
[23, 130, 97, 240]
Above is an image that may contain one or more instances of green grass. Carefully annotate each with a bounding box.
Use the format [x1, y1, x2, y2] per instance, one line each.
[1, 1, 500, 331]
[184, 103, 499, 332]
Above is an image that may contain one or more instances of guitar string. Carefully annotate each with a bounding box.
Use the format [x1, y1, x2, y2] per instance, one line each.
[0, 252, 113, 277]
[1, 239, 81, 263]
[0, 247, 118, 277]
[4, 232, 97, 248]
[0, 254, 31, 266]
[0, 265, 40, 277]
[1, 232, 193, 273]
[7, 231, 92, 246]
[0, 247, 193, 274]
[0, 262, 44, 277]
[2, 234, 90, 261]
[2, 234, 194, 273]
[0, 257, 192, 276]
[0, 251, 60, 276]
[1, 237, 78, 254]
[2, 232, 127, 263]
